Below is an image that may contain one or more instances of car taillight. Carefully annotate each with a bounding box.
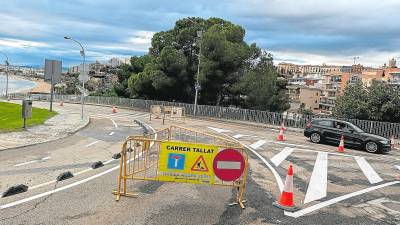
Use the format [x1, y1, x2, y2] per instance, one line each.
[306, 121, 312, 128]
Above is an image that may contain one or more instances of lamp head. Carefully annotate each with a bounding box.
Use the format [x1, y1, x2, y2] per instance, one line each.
[64, 36, 71, 40]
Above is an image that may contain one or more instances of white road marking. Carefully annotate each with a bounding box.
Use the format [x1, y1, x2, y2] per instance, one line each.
[103, 159, 115, 165]
[223, 135, 283, 192]
[250, 140, 267, 149]
[295, 147, 356, 158]
[29, 180, 57, 190]
[109, 132, 114, 136]
[273, 142, 309, 148]
[395, 165, 400, 170]
[284, 181, 400, 218]
[110, 119, 118, 128]
[13, 157, 51, 167]
[73, 168, 93, 176]
[207, 127, 230, 133]
[233, 134, 244, 139]
[354, 156, 383, 184]
[270, 147, 294, 167]
[304, 152, 328, 204]
[0, 164, 125, 210]
[13, 160, 38, 167]
[0, 122, 156, 210]
[245, 143, 284, 192]
[86, 141, 99, 147]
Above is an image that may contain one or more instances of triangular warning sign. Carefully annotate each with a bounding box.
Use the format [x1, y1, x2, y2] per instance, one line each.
[191, 155, 209, 172]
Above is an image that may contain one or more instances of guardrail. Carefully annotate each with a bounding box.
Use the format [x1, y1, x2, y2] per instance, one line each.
[4, 93, 400, 139]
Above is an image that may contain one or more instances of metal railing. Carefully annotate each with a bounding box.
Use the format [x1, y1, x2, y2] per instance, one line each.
[4, 93, 400, 138]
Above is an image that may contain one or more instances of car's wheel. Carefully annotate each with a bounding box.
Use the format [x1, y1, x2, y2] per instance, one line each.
[310, 132, 321, 144]
[365, 141, 379, 153]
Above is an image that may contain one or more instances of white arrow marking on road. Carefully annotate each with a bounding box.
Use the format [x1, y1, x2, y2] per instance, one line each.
[250, 140, 267, 149]
[304, 152, 328, 204]
[86, 141, 99, 147]
[354, 156, 383, 184]
[207, 127, 230, 133]
[109, 132, 114, 136]
[270, 147, 294, 167]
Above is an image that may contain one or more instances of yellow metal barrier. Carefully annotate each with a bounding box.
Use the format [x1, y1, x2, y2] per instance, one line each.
[149, 105, 162, 120]
[114, 125, 248, 209]
[150, 105, 186, 124]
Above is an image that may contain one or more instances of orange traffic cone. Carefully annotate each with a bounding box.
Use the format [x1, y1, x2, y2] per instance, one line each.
[273, 163, 296, 211]
[60, 101, 64, 106]
[390, 135, 395, 150]
[338, 135, 345, 153]
[112, 106, 117, 113]
[276, 123, 285, 141]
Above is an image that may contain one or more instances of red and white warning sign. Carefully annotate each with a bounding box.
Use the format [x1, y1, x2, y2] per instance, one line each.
[191, 155, 209, 172]
[213, 149, 245, 181]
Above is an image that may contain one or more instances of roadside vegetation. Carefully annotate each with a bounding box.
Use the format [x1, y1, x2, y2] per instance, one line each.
[334, 80, 400, 123]
[0, 101, 57, 132]
[105, 17, 290, 112]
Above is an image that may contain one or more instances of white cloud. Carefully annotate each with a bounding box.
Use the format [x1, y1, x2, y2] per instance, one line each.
[272, 49, 400, 67]
[0, 38, 49, 48]
[125, 31, 155, 51]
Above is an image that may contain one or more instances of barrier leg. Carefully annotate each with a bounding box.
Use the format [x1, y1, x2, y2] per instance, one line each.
[228, 183, 246, 209]
[114, 152, 124, 201]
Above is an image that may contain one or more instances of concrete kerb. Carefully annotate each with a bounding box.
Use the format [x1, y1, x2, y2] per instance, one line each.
[0, 116, 91, 152]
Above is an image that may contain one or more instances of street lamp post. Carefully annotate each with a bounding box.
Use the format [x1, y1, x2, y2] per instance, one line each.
[0, 51, 9, 99]
[64, 36, 86, 119]
[193, 30, 203, 116]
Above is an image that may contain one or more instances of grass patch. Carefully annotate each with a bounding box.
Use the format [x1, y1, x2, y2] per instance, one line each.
[0, 101, 57, 132]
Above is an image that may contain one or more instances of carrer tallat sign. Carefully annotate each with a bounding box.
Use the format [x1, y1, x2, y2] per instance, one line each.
[158, 141, 219, 184]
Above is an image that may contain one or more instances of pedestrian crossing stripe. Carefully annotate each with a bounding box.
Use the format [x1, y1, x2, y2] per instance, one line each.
[191, 155, 209, 172]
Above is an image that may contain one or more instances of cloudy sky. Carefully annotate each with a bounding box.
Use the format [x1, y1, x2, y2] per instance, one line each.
[0, 0, 399, 67]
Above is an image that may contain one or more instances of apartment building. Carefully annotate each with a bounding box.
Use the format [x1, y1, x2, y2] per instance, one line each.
[278, 62, 341, 77]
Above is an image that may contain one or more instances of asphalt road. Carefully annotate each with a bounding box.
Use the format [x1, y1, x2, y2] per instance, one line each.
[0, 102, 399, 225]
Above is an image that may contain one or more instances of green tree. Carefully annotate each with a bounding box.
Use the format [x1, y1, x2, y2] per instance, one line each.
[333, 80, 370, 120]
[121, 17, 289, 111]
[366, 80, 400, 122]
[236, 51, 290, 112]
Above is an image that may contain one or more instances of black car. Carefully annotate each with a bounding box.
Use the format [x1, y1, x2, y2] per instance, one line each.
[304, 118, 391, 153]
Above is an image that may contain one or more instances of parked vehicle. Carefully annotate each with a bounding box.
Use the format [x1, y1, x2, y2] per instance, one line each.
[304, 118, 391, 153]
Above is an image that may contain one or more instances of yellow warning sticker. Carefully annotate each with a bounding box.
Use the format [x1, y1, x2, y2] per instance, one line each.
[157, 141, 218, 184]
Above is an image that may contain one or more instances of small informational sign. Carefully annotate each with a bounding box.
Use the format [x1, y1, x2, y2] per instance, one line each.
[22, 100, 32, 119]
[158, 141, 219, 184]
[78, 64, 89, 82]
[44, 59, 62, 84]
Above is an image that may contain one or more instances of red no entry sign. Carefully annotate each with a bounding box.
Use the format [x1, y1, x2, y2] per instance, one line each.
[213, 149, 245, 181]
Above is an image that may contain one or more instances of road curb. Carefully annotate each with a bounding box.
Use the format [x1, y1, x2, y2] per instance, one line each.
[0, 117, 91, 152]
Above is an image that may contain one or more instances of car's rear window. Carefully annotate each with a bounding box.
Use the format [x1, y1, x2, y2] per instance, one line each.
[317, 120, 333, 127]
